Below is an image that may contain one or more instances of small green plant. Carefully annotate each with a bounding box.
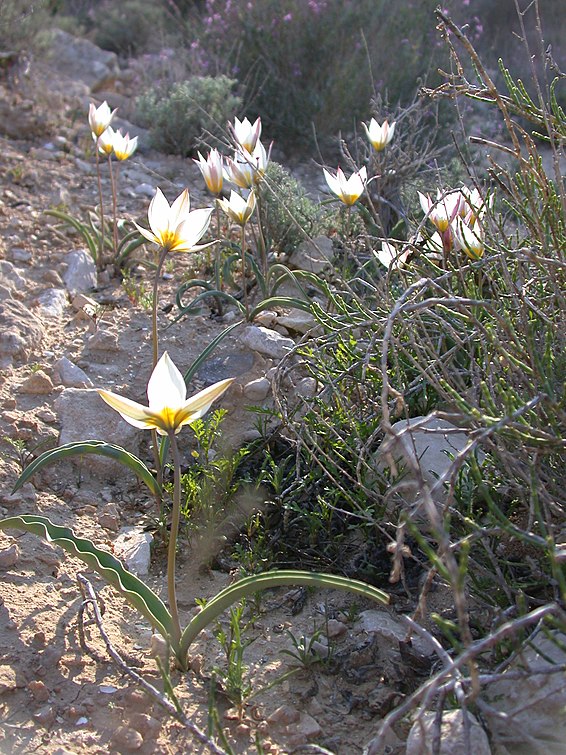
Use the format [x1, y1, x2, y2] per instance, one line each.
[44, 208, 145, 270]
[121, 270, 154, 310]
[1, 437, 31, 473]
[136, 76, 242, 157]
[212, 600, 254, 713]
[281, 627, 327, 669]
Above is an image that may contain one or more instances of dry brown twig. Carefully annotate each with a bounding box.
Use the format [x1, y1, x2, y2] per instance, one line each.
[76, 573, 229, 755]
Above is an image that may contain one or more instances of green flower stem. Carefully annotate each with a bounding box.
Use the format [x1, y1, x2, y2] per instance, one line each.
[150, 246, 169, 498]
[241, 223, 249, 318]
[168, 432, 183, 648]
[255, 189, 268, 280]
[95, 146, 105, 269]
[152, 247, 169, 369]
[214, 203, 222, 293]
[108, 153, 118, 263]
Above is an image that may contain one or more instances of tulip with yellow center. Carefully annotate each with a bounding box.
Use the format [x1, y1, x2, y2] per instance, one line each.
[94, 126, 115, 156]
[194, 148, 224, 196]
[225, 139, 270, 189]
[460, 186, 493, 226]
[362, 118, 396, 151]
[88, 100, 117, 138]
[452, 217, 485, 260]
[223, 155, 255, 190]
[217, 189, 256, 227]
[134, 188, 213, 254]
[113, 130, 138, 161]
[323, 166, 367, 206]
[418, 189, 464, 233]
[231, 116, 262, 153]
[98, 351, 233, 436]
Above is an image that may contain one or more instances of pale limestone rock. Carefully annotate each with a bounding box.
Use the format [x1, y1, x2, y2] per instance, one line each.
[36, 288, 68, 318]
[53, 357, 93, 388]
[113, 527, 153, 576]
[63, 249, 97, 298]
[483, 631, 566, 754]
[55, 388, 139, 478]
[243, 377, 271, 401]
[19, 370, 54, 395]
[43, 29, 119, 91]
[240, 325, 294, 359]
[405, 710, 491, 755]
[0, 544, 20, 569]
[0, 300, 44, 367]
[288, 235, 334, 273]
[0, 665, 18, 695]
[277, 307, 318, 334]
[375, 415, 483, 517]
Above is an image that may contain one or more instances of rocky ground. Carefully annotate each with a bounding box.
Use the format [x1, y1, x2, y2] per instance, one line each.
[0, 30, 422, 755]
[0, 28, 564, 755]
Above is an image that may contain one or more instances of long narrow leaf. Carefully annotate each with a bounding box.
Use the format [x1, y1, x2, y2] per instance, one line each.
[180, 570, 389, 656]
[250, 296, 314, 318]
[173, 290, 243, 324]
[0, 514, 174, 643]
[44, 209, 98, 260]
[183, 320, 243, 384]
[13, 441, 161, 498]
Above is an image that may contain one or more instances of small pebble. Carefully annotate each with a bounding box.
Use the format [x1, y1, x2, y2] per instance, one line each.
[267, 704, 300, 725]
[33, 704, 56, 727]
[112, 725, 143, 751]
[129, 713, 161, 739]
[28, 680, 50, 702]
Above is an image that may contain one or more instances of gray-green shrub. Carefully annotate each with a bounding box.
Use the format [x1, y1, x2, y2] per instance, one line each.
[135, 75, 241, 157]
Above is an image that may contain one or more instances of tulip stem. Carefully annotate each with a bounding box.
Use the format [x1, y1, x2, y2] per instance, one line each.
[214, 204, 222, 293]
[255, 190, 268, 280]
[152, 247, 169, 369]
[150, 246, 169, 498]
[108, 154, 118, 265]
[241, 223, 249, 318]
[95, 146, 105, 270]
[168, 432, 183, 648]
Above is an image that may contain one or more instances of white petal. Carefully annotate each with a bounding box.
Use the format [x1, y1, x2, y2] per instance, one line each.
[148, 188, 171, 238]
[133, 221, 159, 245]
[147, 352, 186, 412]
[97, 389, 154, 428]
[183, 207, 213, 243]
[418, 191, 431, 216]
[176, 378, 234, 428]
[323, 168, 340, 196]
[170, 189, 191, 225]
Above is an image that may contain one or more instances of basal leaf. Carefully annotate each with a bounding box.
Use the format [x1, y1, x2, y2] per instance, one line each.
[13, 441, 161, 498]
[0, 514, 174, 644]
[180, 569, 389, 656]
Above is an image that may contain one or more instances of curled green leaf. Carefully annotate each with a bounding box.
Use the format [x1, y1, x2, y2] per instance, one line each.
[0, 514, 174, 644]
[13, 441, 161, 498]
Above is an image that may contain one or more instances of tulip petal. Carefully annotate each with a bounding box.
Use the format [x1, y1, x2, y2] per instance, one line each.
[147, 352, 186, 412]
[170, 189, 191, 225]
[147, 188, 171, 238]
[97, 389, 155, 428]
[182, 207, 213, 242]
[175, 378, 234, 429]
[323, 168, 340, 196]
[133, 222, 159, 246]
